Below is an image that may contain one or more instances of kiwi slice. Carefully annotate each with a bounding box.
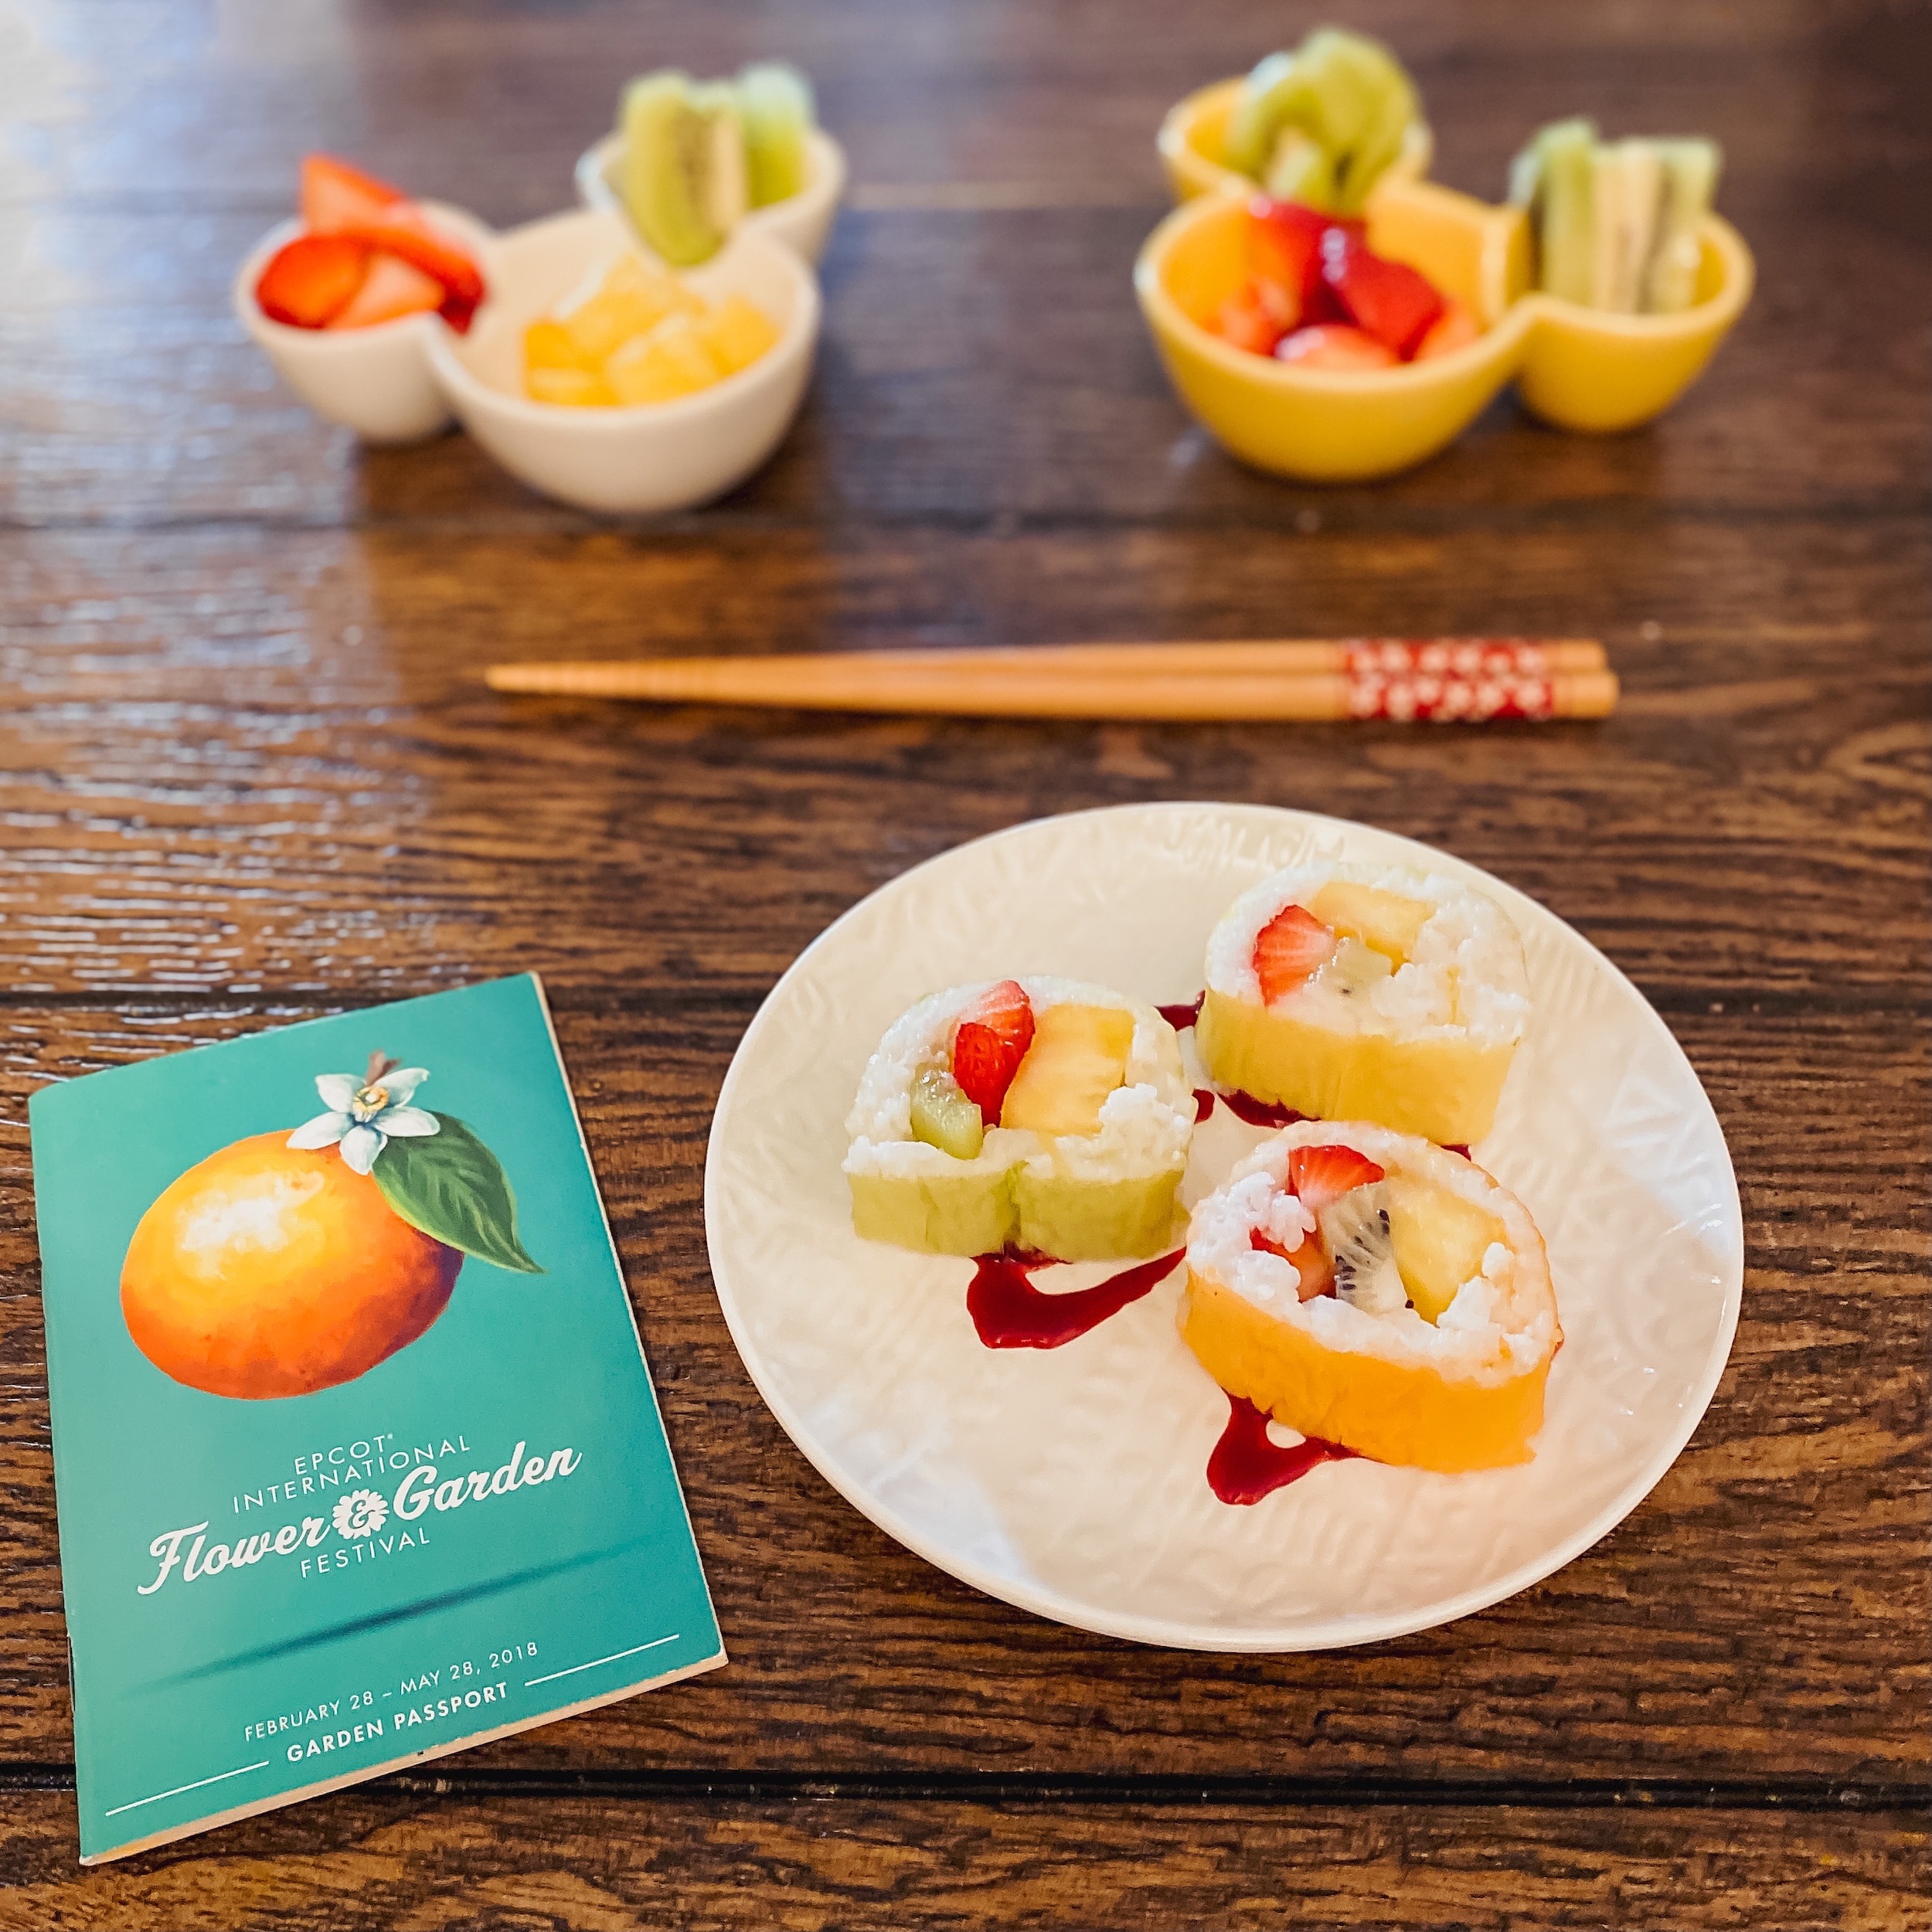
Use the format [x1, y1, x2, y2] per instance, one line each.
[1643, 139, 1720, 313]
[1315, 1182, 1406, 1316]
[909, 1066, 985, 1161]
[739, 61, 816, 208]
[1224, 28, 1418, 215]
[619, 70, 748, 267]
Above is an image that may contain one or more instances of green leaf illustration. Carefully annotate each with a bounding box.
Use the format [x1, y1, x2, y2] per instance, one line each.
[372, 1113, 544, 1274]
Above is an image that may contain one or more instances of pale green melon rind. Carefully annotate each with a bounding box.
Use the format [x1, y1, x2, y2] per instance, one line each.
[848, 1169, 1017, 1257]
[1015, 1166, 1187, 1261]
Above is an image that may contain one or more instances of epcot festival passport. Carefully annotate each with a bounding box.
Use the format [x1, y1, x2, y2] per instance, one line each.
[30, 974, 723, 1862]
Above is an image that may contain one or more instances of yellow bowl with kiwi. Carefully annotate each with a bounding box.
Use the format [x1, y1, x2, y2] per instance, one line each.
[1134, 175, 1754, 480]
[1158, 77, 1434, 208]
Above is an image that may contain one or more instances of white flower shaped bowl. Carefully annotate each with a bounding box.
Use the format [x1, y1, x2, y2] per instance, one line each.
[422, 206, 821, 515]
[574, 127, 847, 265]
[233, 202, 498, 444]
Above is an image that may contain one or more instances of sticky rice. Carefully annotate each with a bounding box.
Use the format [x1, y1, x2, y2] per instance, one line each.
[844, 976, 1193, 1260]
[1196, 859, 1530, 1145]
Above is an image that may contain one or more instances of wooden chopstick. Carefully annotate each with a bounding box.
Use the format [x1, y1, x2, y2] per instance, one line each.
[484, 638, 1616, 723]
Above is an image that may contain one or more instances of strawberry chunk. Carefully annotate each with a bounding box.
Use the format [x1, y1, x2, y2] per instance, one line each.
[1253, 903, 1337, 1004]
[1318, 227, 1445, 359]
[1286, 1144, 1386, 1214]
[254, 234, 370, 329]
[1213, 285, 1284, 357]
[301, 154, 407, 235]
[1275, 323, 1398, 370]
[1413, 299, 1481, 361]
[951, 980, 1036, 1119]
[1250, 1224, 1335, 1300]
[341, 206, 486, 315]
[325, 250, 444, 329]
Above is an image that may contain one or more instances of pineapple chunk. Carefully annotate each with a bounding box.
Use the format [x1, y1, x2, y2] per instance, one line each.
[605, 313, 726, 405]
[1386, 1175, 1503, 1323]
[999, 1004, 1135, 1138]
[526, 365, 617, 407]
[909, 1066, 985, 1161]
[1307, 882, 1433, 964]
[524, 318, 600, 373]
[699, 293, 781, 375]
[557, 254, 701, 365]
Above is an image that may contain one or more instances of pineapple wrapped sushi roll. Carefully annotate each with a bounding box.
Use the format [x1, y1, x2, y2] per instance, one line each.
[1197, 861, 1529, 1147]
[1181, 1123, 1561, 1472]
[844, 977, 1194, 1261]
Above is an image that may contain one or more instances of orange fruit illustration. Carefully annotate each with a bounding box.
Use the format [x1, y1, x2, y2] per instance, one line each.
[120, 1131, 462, 1400]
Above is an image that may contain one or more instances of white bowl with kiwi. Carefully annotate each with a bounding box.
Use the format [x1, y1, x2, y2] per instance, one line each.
[424, 206, 820, 515]
[575, 62, 846, 268]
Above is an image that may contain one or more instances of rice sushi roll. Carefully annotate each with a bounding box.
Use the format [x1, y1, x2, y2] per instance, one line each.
[1196, 860, 1529, 1147]
[1180, 1123, 1560, 1471]
[844, 977, 1194, 1260]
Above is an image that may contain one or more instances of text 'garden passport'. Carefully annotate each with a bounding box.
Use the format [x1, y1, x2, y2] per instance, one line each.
[30, 974, 723, 1862]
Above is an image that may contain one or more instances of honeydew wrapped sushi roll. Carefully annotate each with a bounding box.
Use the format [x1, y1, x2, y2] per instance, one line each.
[1181, 1124, 1561, 1471]
[845, 978, 1193, 1261]
[1197, 861, 1529, 1147]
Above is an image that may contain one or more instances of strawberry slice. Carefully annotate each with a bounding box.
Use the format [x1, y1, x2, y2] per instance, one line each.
[254, 234, 370, 329]
[1213, 285, 1284, 357]
[1250, 1224, 1335, 1300]
[325, 250, 444, 329]
[342, 206, 486, 317]
[1286, 1144, 1386, 1214]
[1275, 323, 1398, 370]
[301, 154, 407, 235]
[301, 153, 487, 322]
[1245, 198, 1332, 328]
[951, 980, 1036, 1120]
[1253, 903, 1336, 1004]
[1318, 227, 1444, 359]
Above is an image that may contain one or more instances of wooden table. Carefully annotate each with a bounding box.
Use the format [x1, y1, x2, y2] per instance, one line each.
[2, 2, 1927, 1924]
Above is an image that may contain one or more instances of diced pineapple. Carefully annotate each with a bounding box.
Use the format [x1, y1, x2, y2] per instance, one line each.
[1306, 882, 1433, 964]
[698, 292, 781, 375]
[909, 1066, 985, 1161]
[526, 365, 618, 407]
[999, 1004, 1135, 1138]
[556, 254, 701, 365]
[523, 318, 600, 373]
[1386, 1174, 1503, 1323]
[604, 312, 726, 405]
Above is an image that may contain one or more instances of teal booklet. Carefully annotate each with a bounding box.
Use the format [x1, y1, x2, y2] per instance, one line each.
[30, 974, 723, 1862]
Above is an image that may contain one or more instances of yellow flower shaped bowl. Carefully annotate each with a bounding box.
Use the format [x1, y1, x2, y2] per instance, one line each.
[1134, 175, 1754, 481]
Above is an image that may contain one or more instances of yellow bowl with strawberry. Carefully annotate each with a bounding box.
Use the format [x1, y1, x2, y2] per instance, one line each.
[1134, 177, 1753, 481]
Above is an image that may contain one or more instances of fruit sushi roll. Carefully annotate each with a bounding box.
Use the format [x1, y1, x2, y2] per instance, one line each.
[845, 978, 1194, 1261]
[1180, 1124, 1560, 1471]
[1196, 861, 1529, 1147]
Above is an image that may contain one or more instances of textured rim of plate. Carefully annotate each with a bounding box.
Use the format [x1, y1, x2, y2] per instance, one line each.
[703, 803, 1744, 1651]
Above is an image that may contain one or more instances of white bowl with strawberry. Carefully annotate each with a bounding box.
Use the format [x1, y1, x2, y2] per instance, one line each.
[235, 155, 495, 444]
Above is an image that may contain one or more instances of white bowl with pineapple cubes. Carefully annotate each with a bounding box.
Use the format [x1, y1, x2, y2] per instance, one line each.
[424, 206, 819, 514]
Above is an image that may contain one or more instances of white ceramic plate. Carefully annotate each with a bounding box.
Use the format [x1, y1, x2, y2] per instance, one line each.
[704, 803, 1742, 1651]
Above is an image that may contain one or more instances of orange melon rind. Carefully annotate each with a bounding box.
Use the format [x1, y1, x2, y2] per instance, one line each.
[1179, 1121, 1560, 1472]
[1199, 859, 1529, 1146]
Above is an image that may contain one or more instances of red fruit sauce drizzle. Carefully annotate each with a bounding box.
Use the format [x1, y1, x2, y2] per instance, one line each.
[1207, 1393, 1358, 1505]
[1156, 995, 1204, 1030]
[967, 1248, 1185, 1349]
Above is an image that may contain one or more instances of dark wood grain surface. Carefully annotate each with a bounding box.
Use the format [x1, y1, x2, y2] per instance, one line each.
[2, 1, 1927, 1925]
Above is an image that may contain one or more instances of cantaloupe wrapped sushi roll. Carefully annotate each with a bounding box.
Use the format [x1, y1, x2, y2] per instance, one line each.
[844, 977, 1194, 1260]
[1180, 1122, 1560, 1472]
[1196, 860, 1529, 1147]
